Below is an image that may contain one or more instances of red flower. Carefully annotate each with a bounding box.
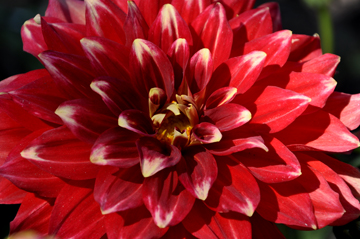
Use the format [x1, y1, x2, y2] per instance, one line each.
[1, 0, 360, 238]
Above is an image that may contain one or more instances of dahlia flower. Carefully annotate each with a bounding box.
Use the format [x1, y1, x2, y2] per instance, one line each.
[1, 0, 360, 238]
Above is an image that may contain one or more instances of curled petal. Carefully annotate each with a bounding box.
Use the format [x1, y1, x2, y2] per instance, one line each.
[191, 3, 233, 68]
[149, 4, 193, 53]
[203, 103, 251, 131]
[90, 127, 140, 168]
[177, 146, 217, 200]
[192, 122, 222, 143]
[21, 17, 49, 57]
[288, 34, 322, 62]
[118, 109, 154, 135]
[136, 137, 181, 177]
[143, 169, 195, 228]
[205, 86, 237, 109]
[130, 39, 174, 100]
[94, 166, 143, 214]
[188, 48, 213, 93]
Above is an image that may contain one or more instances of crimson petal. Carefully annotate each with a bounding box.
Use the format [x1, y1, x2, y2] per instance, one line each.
[56, 99, 117, 144]
[149, 3, 193, 53]
[85, 0, 126, 44]
[250, 212, 285, 239]
[104, 205, 168, 239]
[323, 91, 360, 130]
[138, 0, 171, 27]
[205, 156, 260, 216]
[49, 184, 106, 238]
[177, 146, 217, 200]
[182, 200, 252, 239]
[216, 0, 255, 19]
[171, 0, 211, 24]
[191, 3, 233, 68]
[94, 166, 143, 214]
[257, 2, 282, 31]
[136, 137, 181, 177]
[192, 122, 222, 143]
[143, 168, 195, 228]
[203, 103, 251, 131]
[274, 109, 360, 152]
[238, 137, 301, 183]
[91, 127, 140, 168]
[10, 193, 52, 236]
[256, 180, 317, 230]
[21, 126, 100, 180]
[124, 0, 149, 46]
[21, 17, 48, 57]
[288, 34, 322, 62]
[45, 0, 86, 24]
[0, 178, 27, 204]
[130, 39, 174, 100]
[0, 128, 65, 198]
[118, 109, 154, 135]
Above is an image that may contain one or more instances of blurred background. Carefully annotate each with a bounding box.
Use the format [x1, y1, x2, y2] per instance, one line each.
[0, 0, 360, 238]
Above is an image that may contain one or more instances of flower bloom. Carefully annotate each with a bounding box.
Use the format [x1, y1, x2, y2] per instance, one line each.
[1, 0, 360, 238]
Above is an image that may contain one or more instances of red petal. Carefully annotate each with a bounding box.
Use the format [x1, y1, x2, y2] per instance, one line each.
[244, 30, 292, 77]
[143, 168, 195, 228]
[91, 77, 147, 116]
[49, 184, 106, 238]
[167, 38, 190, 90]
[288, 34, 322, 62]
[216, 0, 255, 19]
[296, 163, 344, 228]
[162, 223, 197, 239]
[80, 37, 131, 82]
[0, 178, 27, 204]
[238, 137, 301, 183]
[149, 4, 193, 53]
[138, 0, 172, 27]
[246, 86, 311, 133]
[91, 127, 140, 167]
[0, 97, 48, 132]
[323, 92, 360, 130]
[258, 71, 336, 109]
[207, 135, 268, 156]
[39, 50, 97, 99]
[130, 39, 174, 100]
[118, 109, 154, 135]
[171, 0, 211, 24]
[205, 156, 260, 216]
[0, 69, 49, 93]
[45, 0, 86, 24]
[104, 205, 168, 239]
[94, 165, 143, 214]
[188, 48, 213, 94]
[9, 75, 66, 125]
[298, 152, 360, 225]
[229, 8, 272, 57]
[85, 0, 126, 44]
[203, 103, 251, 131]
[183, 200, 252, 239]
[274, 109, 360, 152]
[302, 53, 340, 76]
[177, 146, 217, 200]
[250, 212, 285, 239]
[205, 86, 237, 109]
[56, 99, 117, 144]
[124, 0, 149, 46]
[21, 126, 100, 180]
[21, 17, 48, 57]
[257, 2, 282, 31]
[192, 122, 222, 143]
[10, 193, 52, 235]
[256, 180, 317, 229]
[0, 128, 66, 198]
[191, 3, 233, 68]
[136, 137, 181, 177]
[41, 18, 86, 55]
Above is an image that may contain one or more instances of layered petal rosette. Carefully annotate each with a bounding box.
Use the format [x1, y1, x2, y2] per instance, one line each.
[1, 0, 360, 238]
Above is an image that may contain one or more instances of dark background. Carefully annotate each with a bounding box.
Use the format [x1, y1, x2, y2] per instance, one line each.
[0, 0, 359, 238]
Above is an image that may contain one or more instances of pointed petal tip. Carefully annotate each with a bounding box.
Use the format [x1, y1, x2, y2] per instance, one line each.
[90, 149, 107, 165]
[20, 146, 39, 161]
[312, 224, 317, 230]
[154, 210, 173, 228]
[33, 14, 41, 24]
